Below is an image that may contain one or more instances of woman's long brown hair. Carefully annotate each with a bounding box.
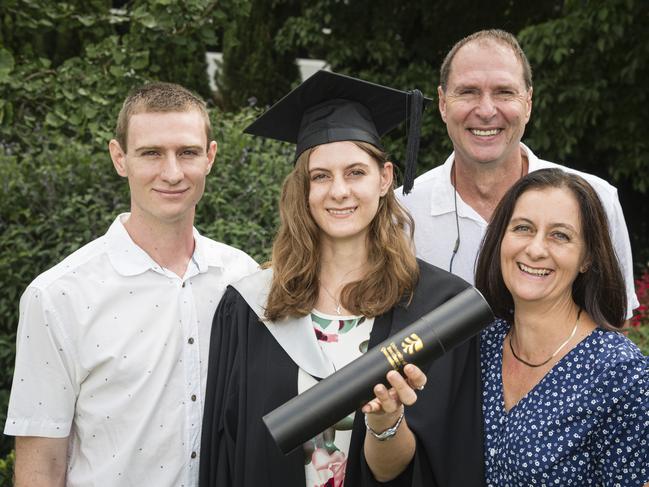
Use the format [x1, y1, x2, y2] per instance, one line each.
[263, 142, 419, 321]
[474, 168, 626, 328]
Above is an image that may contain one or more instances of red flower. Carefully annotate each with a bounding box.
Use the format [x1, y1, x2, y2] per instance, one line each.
[631, 268, 649, 327]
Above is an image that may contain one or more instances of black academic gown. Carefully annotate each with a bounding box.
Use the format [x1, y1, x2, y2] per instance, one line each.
[199, 259, 484, 487]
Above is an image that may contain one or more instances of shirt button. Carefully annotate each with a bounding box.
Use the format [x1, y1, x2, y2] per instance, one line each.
[191, 451, 197, 459]
[191, 394, 197, 401]
[182, 282, 186, 288]
[188, 337, 195, 345]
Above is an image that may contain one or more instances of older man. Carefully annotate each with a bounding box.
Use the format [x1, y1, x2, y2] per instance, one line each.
[5, 82, 258, 486]
[399, 29, 638, 316]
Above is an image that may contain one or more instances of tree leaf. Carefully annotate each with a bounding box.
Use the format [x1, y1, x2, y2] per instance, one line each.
[0, 49, 15, 82]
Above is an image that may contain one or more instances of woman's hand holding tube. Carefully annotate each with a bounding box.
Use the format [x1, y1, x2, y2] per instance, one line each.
[362, 364, 425, 482]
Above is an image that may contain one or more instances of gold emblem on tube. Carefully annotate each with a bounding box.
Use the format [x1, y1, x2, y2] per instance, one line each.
[381, 346, 398, 370]
[381, 342, 406, 370]
[401, 333, 424, 355]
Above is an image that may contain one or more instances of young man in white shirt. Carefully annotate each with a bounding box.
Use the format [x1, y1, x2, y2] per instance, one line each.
[398, 29, 638, 317]
[5, 82, 258, 486]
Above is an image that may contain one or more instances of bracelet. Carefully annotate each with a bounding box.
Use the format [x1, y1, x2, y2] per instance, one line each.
[364, 406, 405, 441]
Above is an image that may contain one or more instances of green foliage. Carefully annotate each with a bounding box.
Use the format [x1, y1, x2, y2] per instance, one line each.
[0, 450, 14, 486]
[124, 0, 222, 98]
[0, 0, 224, 150]
[217, 0, 300, 109]
[626, 325, 649, 356]
[0, 0, 115, 66]
[520, 0, 649, 191]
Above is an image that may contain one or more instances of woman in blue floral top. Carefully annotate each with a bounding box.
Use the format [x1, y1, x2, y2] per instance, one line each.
[475, 168, 649, 486]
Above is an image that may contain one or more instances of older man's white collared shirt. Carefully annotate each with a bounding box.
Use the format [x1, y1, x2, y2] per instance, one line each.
[397, 143, 639, 317]
[4, 214, 258, 486]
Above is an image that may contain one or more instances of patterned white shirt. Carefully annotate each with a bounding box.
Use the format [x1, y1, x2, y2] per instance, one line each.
[4, 214, 258, 487]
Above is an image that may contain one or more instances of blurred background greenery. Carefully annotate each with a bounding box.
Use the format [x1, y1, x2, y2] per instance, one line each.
[1, 0, 648, 480]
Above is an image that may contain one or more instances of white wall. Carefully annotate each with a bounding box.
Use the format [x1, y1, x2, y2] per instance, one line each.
[205, 52, 328, 91]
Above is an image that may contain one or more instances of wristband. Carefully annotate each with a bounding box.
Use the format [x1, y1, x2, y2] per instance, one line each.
[364, 406, 405, 441]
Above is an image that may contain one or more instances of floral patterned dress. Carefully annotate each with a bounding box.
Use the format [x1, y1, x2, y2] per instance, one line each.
[481, 319, 649, 486]
[302, 310, 374, 487]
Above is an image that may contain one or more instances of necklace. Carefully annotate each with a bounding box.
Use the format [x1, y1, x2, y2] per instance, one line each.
[320, 281, 342, 315]
[509, 309, 582, 368]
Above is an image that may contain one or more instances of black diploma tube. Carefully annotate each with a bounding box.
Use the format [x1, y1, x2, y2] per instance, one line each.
[263, 286, 494, 454]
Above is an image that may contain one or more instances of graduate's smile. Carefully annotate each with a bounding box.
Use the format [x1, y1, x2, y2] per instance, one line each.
[326, 206, 357, 217]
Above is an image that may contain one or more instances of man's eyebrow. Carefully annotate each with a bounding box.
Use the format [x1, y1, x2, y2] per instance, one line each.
[451, 83, 478, 91]
[134, 145, 162, 152]
[134, 145, 204, 152]
[452, 82, 520, 91]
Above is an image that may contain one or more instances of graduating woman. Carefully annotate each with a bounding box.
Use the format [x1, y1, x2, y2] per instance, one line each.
[199, 71, 485, 487]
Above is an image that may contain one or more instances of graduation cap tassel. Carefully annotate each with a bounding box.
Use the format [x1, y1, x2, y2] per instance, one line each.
[402, 89, 424, 195]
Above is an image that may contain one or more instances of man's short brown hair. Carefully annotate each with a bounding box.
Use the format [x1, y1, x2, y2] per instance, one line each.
[439, 29, 533, 92]
[115, 82, 212, 152]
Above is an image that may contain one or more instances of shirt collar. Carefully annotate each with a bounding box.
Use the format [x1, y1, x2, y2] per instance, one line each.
[191, 226, 224, 272]
[428, 143, 539, 218]
[520, 142, 541, 171]
[106, 213, 223, 276]
[428, 151, 457, 216]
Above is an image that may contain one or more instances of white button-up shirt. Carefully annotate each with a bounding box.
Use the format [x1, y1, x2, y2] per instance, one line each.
[397, 143, 639, 317]
[4, 214, 258, 486]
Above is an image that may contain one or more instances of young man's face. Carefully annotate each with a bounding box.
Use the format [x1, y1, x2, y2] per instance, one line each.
[109, 110, 217, 226]
[438, 39, 532, 169]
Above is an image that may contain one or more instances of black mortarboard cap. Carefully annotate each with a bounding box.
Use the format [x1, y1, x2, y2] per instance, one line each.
[244, 70, 429, 194]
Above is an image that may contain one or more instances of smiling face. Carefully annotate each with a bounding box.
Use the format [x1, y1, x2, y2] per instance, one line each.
[438, 39, 532, 169]
[307, 141, 393, 246]
[500, 187, 588, 309]
[109, 110, 217, 227]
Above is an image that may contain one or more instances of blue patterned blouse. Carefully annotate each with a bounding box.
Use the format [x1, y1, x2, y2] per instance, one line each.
[481, 319, 649, 486]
